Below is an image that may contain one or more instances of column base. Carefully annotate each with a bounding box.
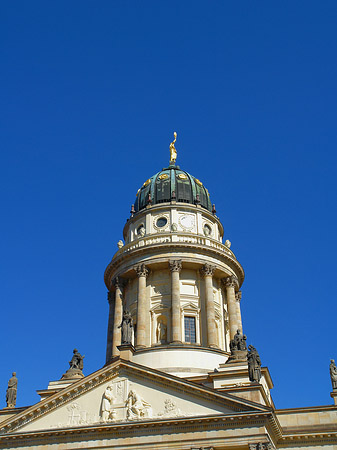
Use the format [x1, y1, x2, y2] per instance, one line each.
[135, 344, 146, 350]
[330, 390, 337, 405]
[208, 344, 219, 349]
[170, 341, 182, 345]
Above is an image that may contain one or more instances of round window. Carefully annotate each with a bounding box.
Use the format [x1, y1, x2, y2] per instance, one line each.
[156, 217, 168, 228]
[203, 224, 212, 236]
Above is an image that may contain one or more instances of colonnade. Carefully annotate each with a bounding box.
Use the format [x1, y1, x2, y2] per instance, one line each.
[105, 262, 243, 361]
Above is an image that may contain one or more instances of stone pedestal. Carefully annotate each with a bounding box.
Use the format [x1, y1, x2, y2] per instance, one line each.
[330, 390, 337, 405]
[61, 368, 84, 380]
[226, 349, 248, 364]
[117, 343, 135, 361]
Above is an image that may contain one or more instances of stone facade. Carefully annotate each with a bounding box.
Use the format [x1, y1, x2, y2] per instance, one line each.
[1, 157, 336, 449]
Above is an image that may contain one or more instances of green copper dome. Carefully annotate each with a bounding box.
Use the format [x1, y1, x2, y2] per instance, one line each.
[134, 164, 212, 213]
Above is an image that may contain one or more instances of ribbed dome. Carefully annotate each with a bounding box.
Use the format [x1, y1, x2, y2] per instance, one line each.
[134, 164, 212, 212]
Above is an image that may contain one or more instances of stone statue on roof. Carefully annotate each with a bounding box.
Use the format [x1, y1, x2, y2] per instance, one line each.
[6, 372, 17, 408]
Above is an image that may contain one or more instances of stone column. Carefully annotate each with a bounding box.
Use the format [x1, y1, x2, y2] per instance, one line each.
[135, 263, 149, 348]
[200, 264, 218, 348]
[223, 275, 239, 340]
[112, 277, 124, 357]
[169, 260, 182, 343]
[235, 290, 243, 335]
[105, 290, 115, 364]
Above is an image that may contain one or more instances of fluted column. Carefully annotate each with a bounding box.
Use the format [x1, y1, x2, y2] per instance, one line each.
[112, 277, 124, 357]
[135, 264, 149, 348]
[169, 260, 182, 343]
[224, 275, 239, 340]
[105, 291, 115, 364]
[200, 264, 218, 348]
[235, 290, 243, 335]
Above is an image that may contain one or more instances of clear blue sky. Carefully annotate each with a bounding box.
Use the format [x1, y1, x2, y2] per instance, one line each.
[1, 1, 337, 410]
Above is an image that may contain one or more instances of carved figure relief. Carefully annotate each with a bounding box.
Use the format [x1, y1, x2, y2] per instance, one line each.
[66, 403, 92, 426]
[126, 390, 152, 420]
[101, 385, 117, 423]
[158, 398, 183, 418]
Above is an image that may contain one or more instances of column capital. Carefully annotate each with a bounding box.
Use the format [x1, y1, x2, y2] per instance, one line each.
[134, 263, 149, 278]
[112, 276, 127, 289]
[200, 263, 216, 277]
[235, 291, 242, 303]
[169, 260, 182, 272]
[223, 275, 239, 289]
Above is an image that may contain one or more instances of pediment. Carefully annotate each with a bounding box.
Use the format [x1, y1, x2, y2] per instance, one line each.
[0, 360, 268, 434]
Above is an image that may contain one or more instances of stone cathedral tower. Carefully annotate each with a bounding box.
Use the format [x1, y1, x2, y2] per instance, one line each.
[104, 133, 244, 377]
[1, 134, 336, 450]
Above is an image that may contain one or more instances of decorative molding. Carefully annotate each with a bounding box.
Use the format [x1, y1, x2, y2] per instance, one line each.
[249, 443, 274, 450]
[235, 291, 242, 303]
[169, 260, 182, 273]
[134, 264, 149, 278]
[200, 263, 216, 277]
[104, 233, 244, 289]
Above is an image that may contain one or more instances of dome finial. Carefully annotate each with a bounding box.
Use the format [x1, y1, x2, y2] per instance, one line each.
[169, 132, 177, 165]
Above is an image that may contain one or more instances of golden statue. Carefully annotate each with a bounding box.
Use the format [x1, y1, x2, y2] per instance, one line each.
[169, 132, 177, 164]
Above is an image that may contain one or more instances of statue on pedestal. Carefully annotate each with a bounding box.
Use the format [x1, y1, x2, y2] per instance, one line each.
[330, 359, 337, 390]
[62, 349, 85, 379]
[228, 329, 248, 362]
[248, 345, 262, 383]
[6, 372, 17, 408]
[119, 310, 133, 345]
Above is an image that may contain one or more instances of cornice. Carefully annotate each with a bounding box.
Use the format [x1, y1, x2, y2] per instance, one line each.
[104, 239, 245, 288]
[0, 411, 276, 445]
[278, 432, 337, 447]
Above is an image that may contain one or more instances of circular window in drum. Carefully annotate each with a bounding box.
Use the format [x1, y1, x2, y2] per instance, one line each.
[156, 217, 168, 228]
[203, 224, 212, 236]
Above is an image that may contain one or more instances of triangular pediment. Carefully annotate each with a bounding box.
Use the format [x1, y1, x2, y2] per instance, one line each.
[0, 359, 268, 434]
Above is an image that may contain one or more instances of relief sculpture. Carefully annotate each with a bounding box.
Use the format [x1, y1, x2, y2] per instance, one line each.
[101, 385, 117, 422]
[126, 390, 152, 420]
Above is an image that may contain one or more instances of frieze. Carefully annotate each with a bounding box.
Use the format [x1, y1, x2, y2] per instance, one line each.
[249, 443, 274, 450]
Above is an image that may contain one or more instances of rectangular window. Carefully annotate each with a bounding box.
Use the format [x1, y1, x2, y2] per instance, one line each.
[184, 316, 196, 343]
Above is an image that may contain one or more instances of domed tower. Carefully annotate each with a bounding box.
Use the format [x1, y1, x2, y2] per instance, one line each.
[104, 134, 245, 377]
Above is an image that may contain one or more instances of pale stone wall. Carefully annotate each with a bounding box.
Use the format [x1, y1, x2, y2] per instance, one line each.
[125, 204, 224, 245]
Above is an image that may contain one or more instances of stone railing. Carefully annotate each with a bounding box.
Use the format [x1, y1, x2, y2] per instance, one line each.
[113, 233, 235, 260]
